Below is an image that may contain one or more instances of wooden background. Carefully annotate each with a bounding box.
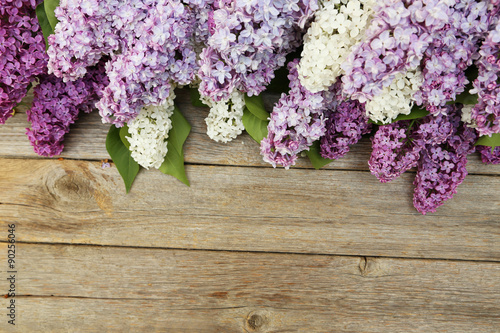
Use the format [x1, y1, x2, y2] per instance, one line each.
[0, 89, 499, 332]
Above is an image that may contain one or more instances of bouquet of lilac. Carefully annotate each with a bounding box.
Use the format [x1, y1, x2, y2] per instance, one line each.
[0, 0, 498, 213]
[258, 0, 500, 214]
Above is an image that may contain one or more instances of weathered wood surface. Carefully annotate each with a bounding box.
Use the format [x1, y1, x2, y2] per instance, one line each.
[2, 89, 500, 175]
[1, 89, 499, 332]
[1, 243, 499, 332]
[0, 158, 499, 261]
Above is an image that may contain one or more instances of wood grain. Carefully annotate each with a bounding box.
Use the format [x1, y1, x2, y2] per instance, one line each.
[0, 243, 499, 332]
[2, 89, 499, 175]
[1, 158, 498, 261]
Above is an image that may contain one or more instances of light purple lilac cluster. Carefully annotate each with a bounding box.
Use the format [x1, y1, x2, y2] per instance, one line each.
[319, 81, 372, 160]
[369, 105, 476, 214]
[414, 0, 489, 113]
[0, 0, 47, 123]
[470, 5, 500, 136]
[340, 0, 456, 103]
[47, 0, 203, 126]
[477, 146, 500, 164]
[260, 59, 325, 168]
[26, 60, 109, 156]
[198, 0, 318, 102]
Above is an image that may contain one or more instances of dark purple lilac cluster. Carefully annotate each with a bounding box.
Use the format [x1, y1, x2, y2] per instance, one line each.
[26, 60, 108, 156]
[198, 0, 318, 103]
[260, 59, 325, 168]
[319, 81, 372, 160]
[477, 146, 500, 164]
[413, 107, 477, 214]
[0, 0, 47, 123]
[369, 105, 477, 214]
[368, 120, 421, 183]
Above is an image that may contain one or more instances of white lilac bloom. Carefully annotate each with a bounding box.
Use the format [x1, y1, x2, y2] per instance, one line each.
[460, 105, 476, 128]
[126, 92, 176, 170]
[298, 0, 376, 93]
[204, 90, 245, 143]
[365, 69, 423, 124]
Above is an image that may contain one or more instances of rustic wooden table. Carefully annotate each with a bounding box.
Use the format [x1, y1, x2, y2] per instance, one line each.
[0, 89, 499, 332]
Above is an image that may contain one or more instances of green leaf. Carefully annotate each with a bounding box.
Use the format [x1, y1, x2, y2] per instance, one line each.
[106, 125, 140, 193]
[475, 133, 500, 147]
[369, 105, 429, 125]
[305, 141, 333, 170]
[242, 108, 269, 143]
[190, 88, 209, 108]
[454, 92, 478, 105]
[44, 0, 60, 31]
[244, 94, 269, 121]
[35, 3, 53, 49]
[119, 124, 131, 149]
[159, 106, 191, 186]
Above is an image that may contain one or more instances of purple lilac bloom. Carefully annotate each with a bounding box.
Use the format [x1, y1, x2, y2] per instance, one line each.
[26, 60, 109, 157]
[414, 0, 489, 113]
[319, 81, 372, 160]
[368, 120, 422, 183]
[0, 0, 47, 123]
[470, 4, 500, 136]
[341, 0, 456, 103]
[477, 145, 500, 164]
[369, 108, 455, 183]
[260, 59, 325, 169]
[198, 0, 318, 102]
[413, 105, 477, 214]
[47, 0, 204, 126]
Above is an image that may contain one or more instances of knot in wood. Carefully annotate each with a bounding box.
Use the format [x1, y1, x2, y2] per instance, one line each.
[248, 314, 263, 329]
[244, 310, 270, 332]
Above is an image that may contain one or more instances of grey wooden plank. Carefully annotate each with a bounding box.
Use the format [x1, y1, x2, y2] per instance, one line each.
[0, 158, 499, 261]
[1, 89, 499, 175]
[0, 244, 499, 332]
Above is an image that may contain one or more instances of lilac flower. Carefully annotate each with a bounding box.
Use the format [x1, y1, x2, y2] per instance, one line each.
[261, 59, 325, 169]
[198, 0, 318, 103]
[0, 0, 47, 123]
[414, 0, 490, 113]
[341, 0, 457, 103]
[341, 0, 476, 104]
[369, 120, 421, 183]
[412, 105, 477, 214]
[477, 146, 500, 164]
[26, 60, 109, 157]
[470, 6, 500, 136]
[47, 0, 205, 126]
[369, 105, 476, 214]
[319, 81, 372, 160]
